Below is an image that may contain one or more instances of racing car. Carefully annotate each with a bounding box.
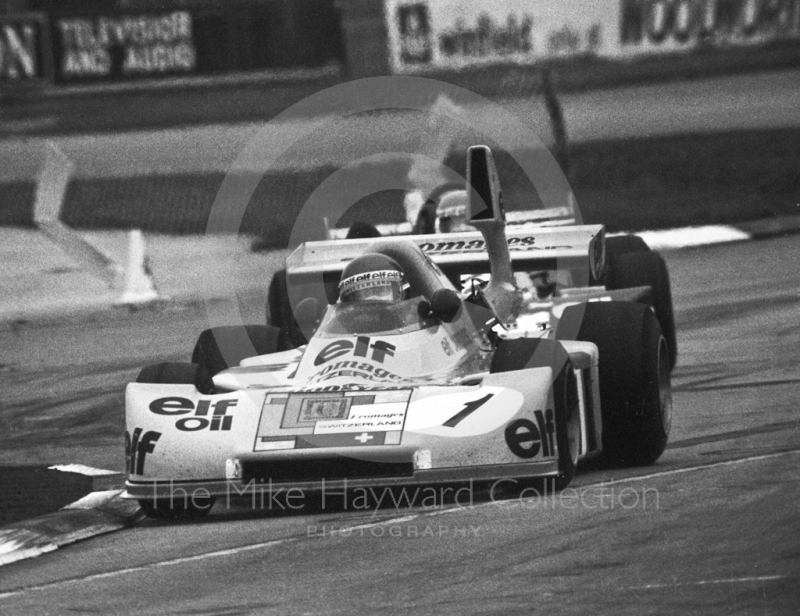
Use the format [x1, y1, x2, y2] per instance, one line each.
[125, 146, 674, 519]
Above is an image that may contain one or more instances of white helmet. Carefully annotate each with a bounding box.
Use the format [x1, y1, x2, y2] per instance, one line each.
[435, 190, 470, 233]
[338, 253, 408, 304]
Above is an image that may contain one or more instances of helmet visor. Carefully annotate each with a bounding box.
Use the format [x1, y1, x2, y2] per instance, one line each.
[339, 270, 405, 304]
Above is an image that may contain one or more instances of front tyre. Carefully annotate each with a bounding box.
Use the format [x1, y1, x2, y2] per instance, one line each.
[557, 302, 671, 467]
[136, 362, 214, 395]
[191, 325, 286, 377]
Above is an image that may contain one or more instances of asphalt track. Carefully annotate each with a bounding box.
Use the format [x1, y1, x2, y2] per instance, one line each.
[1, 69, 798, 181]
[1, 235, 798, 614]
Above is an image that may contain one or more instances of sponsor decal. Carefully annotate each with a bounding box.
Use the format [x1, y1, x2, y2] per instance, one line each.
[347, 270, 402, 283]
[441, 337, 454, 356]
[504, 410, 556, 459]
[312, 361, 404, 383]
[294, 384, 411, 392]
[419, 236, 575, 255]
[420, 238, 487, 254]
[296, 431, 400, 448]
[300, 397, 350, 421]
[125, 428, 161, 475]
[340, 270, 402, 289]
[314, 336, 397, 366]
[149, 396, 237, 432]
[255, 391, 412, 451]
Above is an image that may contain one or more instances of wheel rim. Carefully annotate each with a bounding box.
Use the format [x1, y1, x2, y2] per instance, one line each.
[565, 366, 581, 466]
[658, 337, 672, 435]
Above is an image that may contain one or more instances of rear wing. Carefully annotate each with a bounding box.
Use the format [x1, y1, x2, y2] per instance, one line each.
[286, 224, 605, 282]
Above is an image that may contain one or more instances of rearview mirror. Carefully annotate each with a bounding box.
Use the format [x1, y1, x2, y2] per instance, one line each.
[430, 289, 462, 323]
[294, 297, 321, 333]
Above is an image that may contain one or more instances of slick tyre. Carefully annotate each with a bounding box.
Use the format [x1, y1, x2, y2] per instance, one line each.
[267, 268, 308, 348]
[605, 234, 650, 258]
[136, 362, 214, 395]
[491, 338, 581, 489]
[138, 496, 216, 521]
[557, 302, 672, 467]
[606, 250, 677, 370]
[191, 325, 285, 377]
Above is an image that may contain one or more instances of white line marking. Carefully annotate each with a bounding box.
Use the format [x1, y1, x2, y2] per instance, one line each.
[630, 574, 788, 590]
[48, 464, 119, 476]
[0, 545, 58, 567]
[399, 450, 800, 522]
[610, 226, 751, 250]
[62, 490, 124, 510]
[0, 514, 417, 599]
[0, 536, 299, 599]
[582, 449, 800, 489]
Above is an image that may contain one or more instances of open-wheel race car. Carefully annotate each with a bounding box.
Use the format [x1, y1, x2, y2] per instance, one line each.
[124, 146, 675, 520]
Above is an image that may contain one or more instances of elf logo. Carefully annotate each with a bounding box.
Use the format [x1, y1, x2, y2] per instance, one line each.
[149, 397, 237, 432]
[125, 428, 161, 475]
[314, 336, 396, 366]
[504, 409, 556, 459]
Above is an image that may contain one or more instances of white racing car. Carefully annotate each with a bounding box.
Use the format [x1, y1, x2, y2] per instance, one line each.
[124, 146, 674, 519]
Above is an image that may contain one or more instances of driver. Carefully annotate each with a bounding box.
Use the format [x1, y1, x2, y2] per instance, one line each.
[338, 253, 409, 304]
[435, 189, 471, 234]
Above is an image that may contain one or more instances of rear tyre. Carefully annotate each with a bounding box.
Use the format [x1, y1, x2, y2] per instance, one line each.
[136, 362, 214, 395]
[605, 234, 650, 258]
[606, 251, 677, 370]
[268, 268, 301, 348]
[191, 325, 285, 377]
[138, 496, 216, 521]
[491, 338, 580, 489]
[557, 302, 671, 467]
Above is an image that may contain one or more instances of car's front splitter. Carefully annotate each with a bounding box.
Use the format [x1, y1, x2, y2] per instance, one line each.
[124, 459, 560, 503]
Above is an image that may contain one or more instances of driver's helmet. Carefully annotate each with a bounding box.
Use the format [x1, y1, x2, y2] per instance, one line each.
[435, 190, 470, 233]
[338, 253, 408, 304]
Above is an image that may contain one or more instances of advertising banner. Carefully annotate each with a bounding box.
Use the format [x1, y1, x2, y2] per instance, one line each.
[618, 0, 800, 55]
[52, 11, 196, 82]
[385, 0, 620, 73]
[0, 13, 50, 83]
[385, 0, 800, 70]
